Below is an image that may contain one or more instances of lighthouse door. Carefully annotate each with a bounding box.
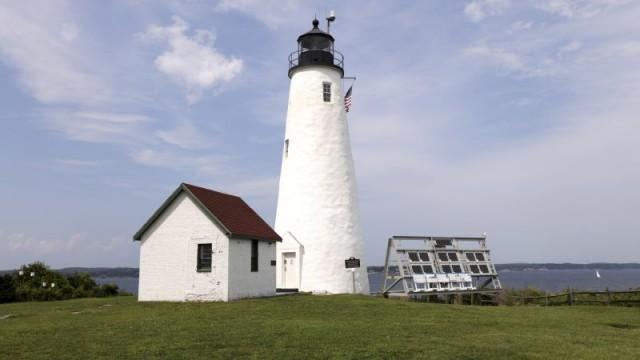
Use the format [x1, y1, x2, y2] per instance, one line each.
[282, 252, 298, 289]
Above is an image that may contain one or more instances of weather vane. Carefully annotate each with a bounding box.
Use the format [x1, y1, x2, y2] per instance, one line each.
[326, 10, 336, 33]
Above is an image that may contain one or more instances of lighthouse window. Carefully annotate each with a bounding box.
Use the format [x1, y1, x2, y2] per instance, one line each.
[322, 82, 331, 102]
[284, 139, 290, 158]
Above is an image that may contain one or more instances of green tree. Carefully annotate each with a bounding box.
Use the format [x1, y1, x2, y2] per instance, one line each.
[14, 262, 72, 301]
[67, 272, 98, 298]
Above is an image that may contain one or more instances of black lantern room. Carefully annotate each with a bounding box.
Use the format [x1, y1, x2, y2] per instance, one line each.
[288, 19, 344, 78]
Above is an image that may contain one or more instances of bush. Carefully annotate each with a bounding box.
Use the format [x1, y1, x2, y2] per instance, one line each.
[0, 274, 17, 303]
[95, 284, 119, 297]
[5, 261, 121, 303]
[67, 273, 98, 298]
[14, 262, 73, 302]
[498, 287, 550, 306]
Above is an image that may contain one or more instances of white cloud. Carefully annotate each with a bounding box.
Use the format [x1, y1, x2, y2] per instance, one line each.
[464, 45, 566, 78]
[45, 111, 152, 144]
[131, 148, 226, 177]
[560, 40, 582, 52]
[465, 0, 511, 22]
[464, 45, 526, 72]
[222, 176, 279, 199]
[60, 23, 78, 43]
[140, 16, 243, 104]
[154, 121, 211, 149]
[216, 0, 309, 29]
[0, 2, 110, 105]
[534, 0, 632, 19]
[55, 159, 101, 167]
[509, 20, 534, 33]
[1, 231, 136, 268]
[6, 232, 85, 254]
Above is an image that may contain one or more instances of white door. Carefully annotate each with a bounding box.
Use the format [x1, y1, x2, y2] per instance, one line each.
[282, 252, 298, 289]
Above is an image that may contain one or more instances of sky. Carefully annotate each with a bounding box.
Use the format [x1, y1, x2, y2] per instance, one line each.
[1, 0, 639, 269]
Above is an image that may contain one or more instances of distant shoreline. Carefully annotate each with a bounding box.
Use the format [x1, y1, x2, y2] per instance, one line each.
[369, 263, 640, 273]
[2, 263, 640, 277]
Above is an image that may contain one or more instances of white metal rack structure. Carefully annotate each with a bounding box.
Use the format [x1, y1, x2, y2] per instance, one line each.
[381, 235, 502, 297]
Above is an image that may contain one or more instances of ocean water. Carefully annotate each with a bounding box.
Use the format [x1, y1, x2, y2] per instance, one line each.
[95, 277, 139, 295]
[497, 269, 640, 292]
[95, 269, 640, 296]
[369, 269, 640, 293]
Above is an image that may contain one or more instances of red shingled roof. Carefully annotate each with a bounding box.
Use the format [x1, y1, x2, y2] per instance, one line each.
[133, 183, 281, 242]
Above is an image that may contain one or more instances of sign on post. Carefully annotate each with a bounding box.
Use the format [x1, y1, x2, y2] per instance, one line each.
[345, 257, 360, 269]
[345, 257, 361, 294]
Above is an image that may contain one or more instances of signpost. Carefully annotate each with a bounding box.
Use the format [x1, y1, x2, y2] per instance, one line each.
[345, 257, 360, 293]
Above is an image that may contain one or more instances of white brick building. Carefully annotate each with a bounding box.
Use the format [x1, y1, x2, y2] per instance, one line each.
[133, 183, 281, 302]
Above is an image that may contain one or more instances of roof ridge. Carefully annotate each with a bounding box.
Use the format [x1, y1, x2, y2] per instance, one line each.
[181, 182, 241, 199]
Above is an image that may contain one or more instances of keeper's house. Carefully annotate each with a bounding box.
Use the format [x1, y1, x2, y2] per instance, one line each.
[133, 183, 281, 302]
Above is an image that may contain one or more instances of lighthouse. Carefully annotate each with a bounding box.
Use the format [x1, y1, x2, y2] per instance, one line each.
[274, 18, 369, 294]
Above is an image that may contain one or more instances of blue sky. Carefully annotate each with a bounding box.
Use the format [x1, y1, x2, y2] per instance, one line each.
[1, 0, 639, 269]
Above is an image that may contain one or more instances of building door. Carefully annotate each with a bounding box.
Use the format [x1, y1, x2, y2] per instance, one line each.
[282, 252, 298, 289]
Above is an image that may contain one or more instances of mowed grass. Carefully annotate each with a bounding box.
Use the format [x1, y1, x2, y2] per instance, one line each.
[1, 295, 639, 359]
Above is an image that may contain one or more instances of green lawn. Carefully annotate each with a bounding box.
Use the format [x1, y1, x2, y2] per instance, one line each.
[1, 295, 639, 359]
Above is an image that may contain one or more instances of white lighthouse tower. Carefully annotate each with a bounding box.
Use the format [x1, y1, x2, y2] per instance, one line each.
[275, 18, 369, 294]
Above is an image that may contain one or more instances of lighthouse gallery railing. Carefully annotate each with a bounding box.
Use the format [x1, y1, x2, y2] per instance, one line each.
[288, 49, 344, 70]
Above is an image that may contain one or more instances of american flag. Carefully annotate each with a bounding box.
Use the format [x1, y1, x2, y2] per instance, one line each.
[344, 86, 353, 112]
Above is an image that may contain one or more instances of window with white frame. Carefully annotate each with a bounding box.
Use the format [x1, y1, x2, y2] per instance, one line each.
[322, 82, 331, 102]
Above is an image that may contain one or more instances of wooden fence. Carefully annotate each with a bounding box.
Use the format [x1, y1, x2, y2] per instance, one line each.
[513, 289, 640, 306]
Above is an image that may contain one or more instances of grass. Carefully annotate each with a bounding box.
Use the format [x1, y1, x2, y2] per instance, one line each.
[1, 295, 639, 359]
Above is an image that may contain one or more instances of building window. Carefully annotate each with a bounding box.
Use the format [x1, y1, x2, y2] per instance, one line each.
[322, 82, 331, 102]
[407, 252, 419, 262]
[197, 244, 212, 272]
[251, 240, 259, 272]
[411, 265, 424, 274]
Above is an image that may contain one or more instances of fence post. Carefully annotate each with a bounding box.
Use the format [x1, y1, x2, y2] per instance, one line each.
[545, 295, 549, 307]
[568, 288, 574, 306]
[606, 288, 611, 306]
